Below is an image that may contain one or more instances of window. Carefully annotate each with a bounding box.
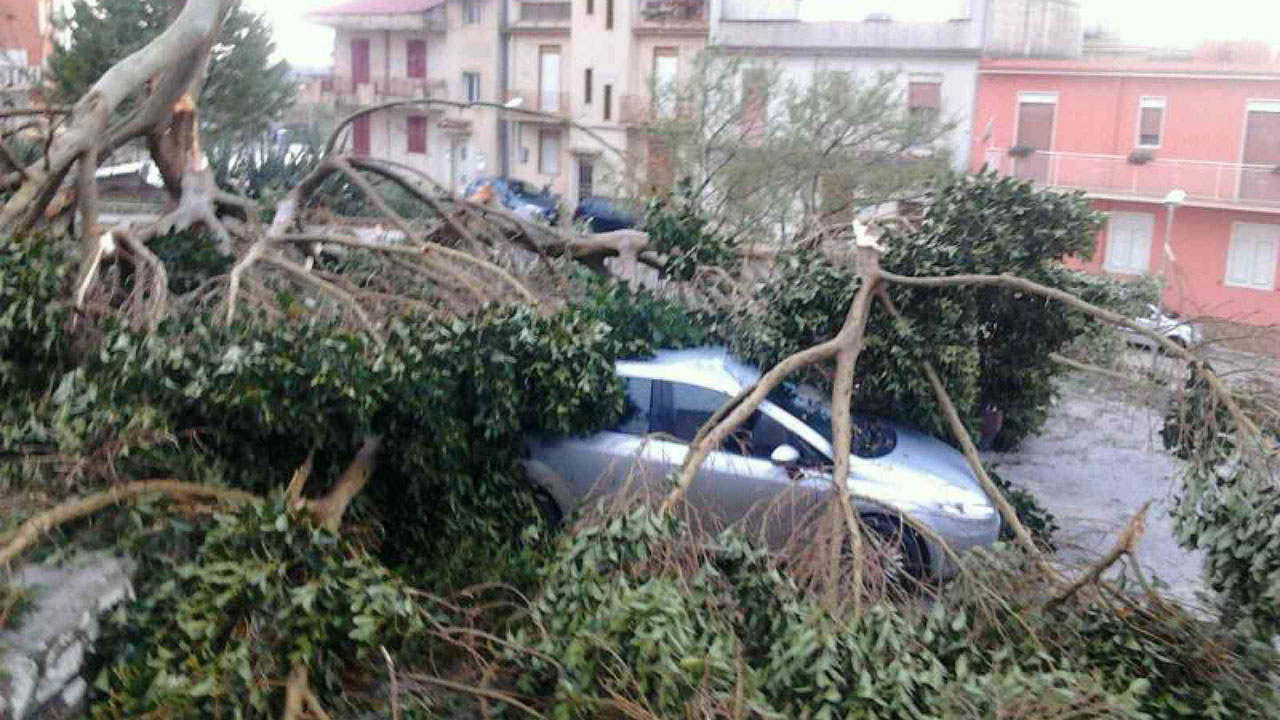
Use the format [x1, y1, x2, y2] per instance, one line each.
[653, 48, 678, 119]
[650, 381, 794, 459]
[352, 115, 371, 156]
[603, 83, 613, 120]
[350, 38, 371, 90]
[463, 72, 481, 102]
[538, 129, 561, 174]
[1014, 92, 1057, 183]
[463, 0, 481, 24]
[1240, 101, 1280, 203]
[1103, 212, 1154, 275]
[615, 377, 652, 435]
[741, 68, 769, 136]
[407, 116, 427, 154]
[539, 46, 561, 112]
[1137, 97, 1165, 148]
[587, 0, 594, 14]
[907, 77, 942, 121]
[584, 68, 593, 104]
[606, 0, 614, 29]
[1225, 223, 1279, 290]
[578, 158, 594, 200]
[406, 39, 427, 79]
[648, 137, 672, 190]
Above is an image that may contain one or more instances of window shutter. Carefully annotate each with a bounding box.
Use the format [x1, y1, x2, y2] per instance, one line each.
[908, 81, 941, 110]
[1138, 107, 1162, 145]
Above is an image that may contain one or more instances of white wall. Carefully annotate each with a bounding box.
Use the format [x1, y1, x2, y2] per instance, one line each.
[746, 53, 978, 170]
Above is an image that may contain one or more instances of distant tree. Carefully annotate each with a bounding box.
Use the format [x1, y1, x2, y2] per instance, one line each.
[47, 0, 296, 145]
[643, 53, 954, 246]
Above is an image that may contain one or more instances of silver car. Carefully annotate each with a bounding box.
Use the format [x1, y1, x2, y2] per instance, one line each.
[524, 348, 1000, 578]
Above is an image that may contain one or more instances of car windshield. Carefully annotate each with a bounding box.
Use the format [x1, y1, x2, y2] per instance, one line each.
[767, 382, 897, 459]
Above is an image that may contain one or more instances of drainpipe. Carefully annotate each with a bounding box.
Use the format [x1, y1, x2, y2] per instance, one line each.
[498, 0, 511, 178]
[385, 30, 392, 156]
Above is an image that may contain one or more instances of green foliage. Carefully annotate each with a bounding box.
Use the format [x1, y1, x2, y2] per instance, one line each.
[642, 179, 738, 282]
[990, 467, 1059, 551]
[48, 0, 296, 145]
[91, 498, 444, 718]
[513, 510, 1275, 719]
[0, 237, 73, 397]
[147, 230, 234, 294]
[729, 171, 1113, 449]
[1164, 366, 1280, 637]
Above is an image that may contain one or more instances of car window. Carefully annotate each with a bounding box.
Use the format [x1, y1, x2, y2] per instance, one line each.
[652, 381, 725, 443]
[614, 377, 652, 436]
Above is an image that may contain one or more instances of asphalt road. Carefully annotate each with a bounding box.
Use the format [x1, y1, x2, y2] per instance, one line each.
[983, 372, 1207, 606]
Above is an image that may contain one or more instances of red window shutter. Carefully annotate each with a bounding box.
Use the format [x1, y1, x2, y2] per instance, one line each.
[1139, 107, 1162, 144]
[351, 39, 370, 89]
[408, 116, 427, 154]
[908, 81, 941, 110]
[1243, 110, 1280, 164]
[1016, 102, 1055, 149]
[407, 40, 427, 79]
[353, 115, 371, 156]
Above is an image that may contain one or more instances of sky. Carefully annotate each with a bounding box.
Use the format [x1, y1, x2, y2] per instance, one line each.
[249, 0, 1279, 69]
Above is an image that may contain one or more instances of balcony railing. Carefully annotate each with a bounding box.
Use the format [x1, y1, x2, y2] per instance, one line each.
[505, 88, 568, 115]
[983, 148, 1280, 208]
[634, 0, 707, 32]
[514, 1, 571, 26]
[0, 65, 42, 89]
[620, 93, 688, 124]
[334, 76, 448, 105]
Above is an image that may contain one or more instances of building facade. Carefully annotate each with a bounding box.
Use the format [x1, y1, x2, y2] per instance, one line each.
[310, 0, 709, 204]
[708, 0, 1082, 172]
[973, 57, 1280, 325]
[0, 0, 62, 107]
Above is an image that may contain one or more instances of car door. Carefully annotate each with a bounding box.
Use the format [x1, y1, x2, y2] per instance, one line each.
[528, 375, 669, 510]
[648, 380, 810, 530]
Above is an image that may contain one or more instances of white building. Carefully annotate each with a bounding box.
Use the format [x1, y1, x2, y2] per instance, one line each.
[708, 0, 1082, 171]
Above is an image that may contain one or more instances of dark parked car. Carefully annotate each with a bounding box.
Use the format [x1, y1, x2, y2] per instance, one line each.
[573, 197, 640, 233]
[464, 176, 560, 223]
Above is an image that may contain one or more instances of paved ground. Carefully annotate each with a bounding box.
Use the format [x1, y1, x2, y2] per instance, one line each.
[983, 372, 1207, 605]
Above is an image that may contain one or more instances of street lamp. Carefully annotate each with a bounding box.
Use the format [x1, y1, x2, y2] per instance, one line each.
[1152, 188, 1186, 370]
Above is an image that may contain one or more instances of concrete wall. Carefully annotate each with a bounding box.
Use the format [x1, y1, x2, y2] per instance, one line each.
[972, 70, 1280, 165]
[984, 0, 1082, 58]
[1069, 201, 1280, 325]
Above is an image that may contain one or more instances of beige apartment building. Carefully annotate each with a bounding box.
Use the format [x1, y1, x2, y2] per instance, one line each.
[310, 0, 708, 204]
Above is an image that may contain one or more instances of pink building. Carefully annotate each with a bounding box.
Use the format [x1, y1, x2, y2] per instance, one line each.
[972, 57, 1280, 326]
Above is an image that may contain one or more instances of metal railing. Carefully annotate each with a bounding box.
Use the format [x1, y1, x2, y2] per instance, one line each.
[517, 2, 571, 23]
[636, 0, 706, 23]
[983, 148, 1280, 206]
[0, 65, 42, 89]
[333, 76, 448, 104]
[506, 88, 568, 114]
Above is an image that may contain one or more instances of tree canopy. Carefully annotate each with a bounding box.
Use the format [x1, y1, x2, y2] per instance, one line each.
[48, 0, 296, 145]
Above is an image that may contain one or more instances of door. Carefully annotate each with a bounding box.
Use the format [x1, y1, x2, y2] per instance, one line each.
[1014, 94, 1056, 183]
[648, 380, 805, 530]
[653, 48, 678, 119]
[529, 376, 671, 508]
[352, 115, 371, 156]
[577, 158, 594, 202]
[406, 39, 427, 80]
[539, 46, 561, 112]
[350, 38, 370, 91]
[1239, 103, 1280, 203]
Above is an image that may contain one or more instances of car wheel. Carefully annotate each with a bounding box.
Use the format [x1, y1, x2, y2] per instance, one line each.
[530, 485, 563, 530]
[857, 513, 929, 589]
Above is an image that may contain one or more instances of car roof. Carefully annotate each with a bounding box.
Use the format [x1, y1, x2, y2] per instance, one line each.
[616, 347, 763, 395]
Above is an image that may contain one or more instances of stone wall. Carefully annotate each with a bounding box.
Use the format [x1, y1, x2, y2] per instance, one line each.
[0, 554, 135, 720]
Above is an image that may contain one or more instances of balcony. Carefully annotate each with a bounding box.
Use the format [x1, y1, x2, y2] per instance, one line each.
[983, 148, 1280, 211]
[308, 7, 445, 32]
[510, 1, 571, 30]
[505, 88, 568, 116]
[620, 93, 688, 125]
[335, 77, 448, 106]
[0, 65, 42, 90]
[634, 0, 707, 35]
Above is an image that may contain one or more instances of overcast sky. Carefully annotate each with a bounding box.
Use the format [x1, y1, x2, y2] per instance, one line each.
[251, 0, 1278, 69]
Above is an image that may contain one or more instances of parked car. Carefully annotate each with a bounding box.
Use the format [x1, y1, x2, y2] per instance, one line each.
[573, 197, 640, 233]
[464, 176, 560, 223]
[1124, 304, 1202, 350]
[523, 348, 1000, 579]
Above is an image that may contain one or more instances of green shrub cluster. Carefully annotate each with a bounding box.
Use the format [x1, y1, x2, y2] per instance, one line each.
[512, 507, 1277, 719]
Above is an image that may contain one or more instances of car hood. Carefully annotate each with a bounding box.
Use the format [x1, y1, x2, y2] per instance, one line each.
[848, 423, 987, 502]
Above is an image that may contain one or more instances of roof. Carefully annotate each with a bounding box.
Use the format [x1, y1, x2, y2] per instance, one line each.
[980, 57, 1280, 80]
[617, 347, 762, 394]
[308, 0, 443, 16]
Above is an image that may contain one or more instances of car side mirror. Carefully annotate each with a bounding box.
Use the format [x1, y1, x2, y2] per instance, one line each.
[770, 444, 801, 466]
